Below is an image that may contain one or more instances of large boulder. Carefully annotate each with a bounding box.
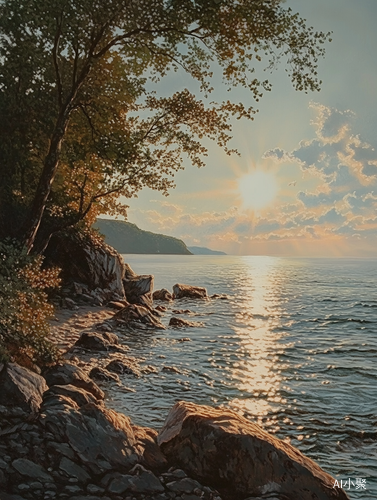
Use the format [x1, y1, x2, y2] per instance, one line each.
[41, 398, 140, 472]
[43, 362, 104, 400]
[0, 363, 48, 414]
[157, 401, 350, 500]
[173, 284, 208, 299]
[44, 230, 125, 301]
[123, 274, 154, 307]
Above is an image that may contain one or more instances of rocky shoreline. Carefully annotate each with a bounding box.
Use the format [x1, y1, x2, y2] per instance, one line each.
[0, 237, 350, 500]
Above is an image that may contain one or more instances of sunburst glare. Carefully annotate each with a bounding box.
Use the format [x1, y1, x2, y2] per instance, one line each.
[238, 170, 278, 211]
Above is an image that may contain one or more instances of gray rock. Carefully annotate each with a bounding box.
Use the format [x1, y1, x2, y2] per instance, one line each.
[16, 484, 29, 491]
[59, 457, 91, 483]
[12, 458, 52, 482]
[166, 478, 201, 493]
[86, 484, 105, 494]
[69, 497, 103, 500]
[0, 363, 48, 413]
[43, 231, 126, 301]
[0, 494, 28, 500]
[172, 284, 208, 299]
[64, 485, 82, 494]
[158, 401, 350, 500]
[41, 402, 140, 471]
[123, 275, 153, 305]
[44, 384, 99, 407]
[47, 442, 76, 460]
[43, 363, 104, 400]
[108, 470, 164, 494]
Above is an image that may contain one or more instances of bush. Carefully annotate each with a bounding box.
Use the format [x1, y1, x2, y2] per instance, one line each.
[0, 240, 61, 368]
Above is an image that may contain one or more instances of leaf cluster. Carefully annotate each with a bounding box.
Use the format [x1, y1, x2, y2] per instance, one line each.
[0, 240, 61, 367]
[0, 0, 331, 239]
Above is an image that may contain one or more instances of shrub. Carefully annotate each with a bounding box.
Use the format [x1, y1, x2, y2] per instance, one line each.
[0, 240, 61, 368]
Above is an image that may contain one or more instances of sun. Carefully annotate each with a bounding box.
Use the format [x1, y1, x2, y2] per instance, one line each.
[238, 170, 278, 210]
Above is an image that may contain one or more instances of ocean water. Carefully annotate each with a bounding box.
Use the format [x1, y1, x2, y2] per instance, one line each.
[106, 255, 377, 499]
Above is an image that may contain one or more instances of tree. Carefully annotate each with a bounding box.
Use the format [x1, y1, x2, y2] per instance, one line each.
[0, 0, 330, 253]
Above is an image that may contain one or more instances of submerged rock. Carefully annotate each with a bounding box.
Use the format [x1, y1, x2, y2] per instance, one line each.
[112, 303, 165, 329]
[89, 366, 120, 383]
[169, 317, 203, 328]
[0, 363, 48, 414]
[106, 359, 140, 377]
[173, 284, 208, 299]
[158, 401, 350, 500]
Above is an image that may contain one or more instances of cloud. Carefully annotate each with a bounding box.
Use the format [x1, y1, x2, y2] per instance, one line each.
[129, 103, 377, 255]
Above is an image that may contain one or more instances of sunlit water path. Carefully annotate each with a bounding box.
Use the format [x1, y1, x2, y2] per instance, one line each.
[106, 255, 377, 499]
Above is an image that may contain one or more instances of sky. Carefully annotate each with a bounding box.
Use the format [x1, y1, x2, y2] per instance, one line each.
[119, 0, 377, 257]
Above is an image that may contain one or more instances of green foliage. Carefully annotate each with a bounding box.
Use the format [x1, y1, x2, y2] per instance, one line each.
[0, 240, 61, 367]
[0, 0, 331, 249]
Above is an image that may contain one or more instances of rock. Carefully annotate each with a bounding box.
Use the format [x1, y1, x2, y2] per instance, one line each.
[106, 359, 139, 377]
[124, 263, 137, 279]
[43, 363, 104, 400]
[0, 363, 48, 414]
[47, 442, 76, 460]
[112, 304, 165, 329]
[132, 427, 167, 470]
[108, 301, 129, 310]
[108, 470, 164, 494]
[74, 332, 123, 352]
[210, 293, 229, 299]
[153, 289, 173, 301]
[41, 402, 140, 471]
[44, 230, 126, 301]
[169, 317, 202, 328]
[86, 484, 105, 495]
[59, 457, 91, 483]
[123, 274, 154, 306]
[89, 367, 120, 383]
[166, 477, 202, 493]
[64, 297, 78, 309]
[12, 458, 52, 482]
[158, 401, 350, 500]
[172, 309, 192, 314]
[162, 366, 181, 374]
[44, 384, 100, 407]
[173, 284, 208, 299]
[155, 305, 167, 312]
[0, 495, 28, 500]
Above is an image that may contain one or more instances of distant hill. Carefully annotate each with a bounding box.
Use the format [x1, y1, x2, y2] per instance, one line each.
[94, 219, 192, 255]
[188, 246, 226, 255]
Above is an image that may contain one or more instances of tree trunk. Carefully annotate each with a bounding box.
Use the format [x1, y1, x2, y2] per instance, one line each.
[22, 108, 72, 254]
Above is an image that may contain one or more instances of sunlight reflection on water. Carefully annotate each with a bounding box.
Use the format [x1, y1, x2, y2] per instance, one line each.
[106, 255, 377, 499]
[229, 257, 285, 416]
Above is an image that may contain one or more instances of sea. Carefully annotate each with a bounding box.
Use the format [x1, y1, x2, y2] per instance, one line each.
[106, 255, 377, 499]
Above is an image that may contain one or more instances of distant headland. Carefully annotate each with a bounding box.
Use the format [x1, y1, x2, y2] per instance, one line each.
[94, 219, 226, 256]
